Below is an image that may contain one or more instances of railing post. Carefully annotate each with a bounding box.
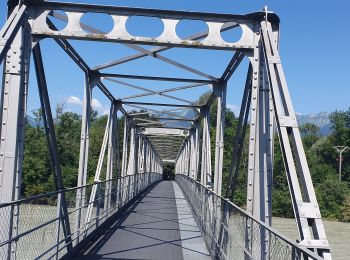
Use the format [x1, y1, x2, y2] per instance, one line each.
[96, 182, 102, 228]
[55, 192, 62, 259]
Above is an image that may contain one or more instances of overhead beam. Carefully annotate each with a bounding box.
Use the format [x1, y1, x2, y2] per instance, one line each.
[123, 101, 201, 109]
[100, 73, 213, 84]
[122, 82, 208, 101]
[104, 77, 193, 104]
[92, 23, 241, 70]
[125, 104, 192, 119]
[31, 2, 279, 50]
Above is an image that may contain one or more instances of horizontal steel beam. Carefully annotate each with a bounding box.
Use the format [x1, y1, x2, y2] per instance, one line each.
[154, 117, 196, 122]
[37, 2, 278, 23]
[123, 101, 201, 109]
[122, 82, 207, 101]
[92, 22, 241, 70]
[30, 2, 279, 50]
[101, 74, 213, 84]
[104, 77, 193, 104]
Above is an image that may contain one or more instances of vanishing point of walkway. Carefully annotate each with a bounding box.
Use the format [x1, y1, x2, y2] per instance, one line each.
[75, 181, 210, 260]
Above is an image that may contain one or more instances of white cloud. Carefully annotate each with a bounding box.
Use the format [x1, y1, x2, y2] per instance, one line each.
[91, 98, 103, 110]
[227, 104, 240, 115]
[64, 96, 109, 116]
[65, 96, 83, 106]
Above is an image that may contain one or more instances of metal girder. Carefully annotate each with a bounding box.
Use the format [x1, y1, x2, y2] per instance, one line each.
[92, 21, 242, 70]
[101, 73, 213, 84]
[49, 11, 216, 81]
[133, 118, 163, 124]
[220, 50, 245, 82]
[29, 1, 279, 50]
[226, 65, 252, 199]
[123, 101, 201, 109]
[0, 20, 31, 258]
[213, 82, 227, 196]
[123, 44, 217, 81]
[141, 128, 189, 136]
[0, 2, 332, 260]
[104, 77, 193, 104]
[74, 72, 92, 243]
[137, 122, 164, 126]
[259, 21, 331, 259]
[122, 82, 207, 101]
[33, 43, 72, 251]
[0, 4, 28, 62]
[153, 117, 196, 122]
[125, 104, 193, 119]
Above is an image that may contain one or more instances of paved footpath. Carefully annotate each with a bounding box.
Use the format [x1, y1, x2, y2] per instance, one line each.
[75, 181, 210, 260]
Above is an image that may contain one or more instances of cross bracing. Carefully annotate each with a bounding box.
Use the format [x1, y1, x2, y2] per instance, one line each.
[0, 1, 332, 259]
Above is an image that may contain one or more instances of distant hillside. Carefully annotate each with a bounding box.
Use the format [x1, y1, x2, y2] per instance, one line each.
[160, 110, 333, 136]
[296, 112, 331, 136]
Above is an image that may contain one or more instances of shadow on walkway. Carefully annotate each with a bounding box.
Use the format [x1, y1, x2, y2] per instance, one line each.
[74, 181, 209, 260]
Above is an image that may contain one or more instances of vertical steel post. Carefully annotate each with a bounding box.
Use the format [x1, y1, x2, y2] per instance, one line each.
[105, 103, 117, 216]
[261, 21, 331, 259]
[75, 72, 92, 243]
[226, 65, 252, 199]
[0, 22, 30, 259]
[121, 116, 129, 177]
[246, 34, 274, 258]
[200, 108, 212, 186]
[213, 82, 227, 196]
[84, 101, 111, 231]
[195, 124, 200, 180]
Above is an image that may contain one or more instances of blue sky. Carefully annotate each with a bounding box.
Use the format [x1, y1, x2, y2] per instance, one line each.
[0, 0, 349, 117]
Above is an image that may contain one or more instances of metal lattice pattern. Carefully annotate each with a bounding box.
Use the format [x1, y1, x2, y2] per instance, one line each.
[0, 173, 161, 259]
[175, 175, 324, 260]
[0, 1, 332, 259]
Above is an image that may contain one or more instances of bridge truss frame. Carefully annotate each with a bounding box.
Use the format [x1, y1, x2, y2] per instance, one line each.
[0, 0, 331, 259]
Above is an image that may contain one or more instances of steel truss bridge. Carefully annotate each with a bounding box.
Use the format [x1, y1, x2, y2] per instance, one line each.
[0, 1, 332, 259]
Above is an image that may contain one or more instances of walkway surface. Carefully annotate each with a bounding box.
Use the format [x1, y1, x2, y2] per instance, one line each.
[75, 181, 210, 260]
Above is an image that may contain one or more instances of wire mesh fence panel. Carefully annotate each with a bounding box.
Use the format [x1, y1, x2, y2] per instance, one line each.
[0, 172, 161, 259]
[175, 174, 323, 260]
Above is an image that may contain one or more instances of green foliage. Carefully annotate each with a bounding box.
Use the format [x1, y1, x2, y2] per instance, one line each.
[21, 102, 350, 222]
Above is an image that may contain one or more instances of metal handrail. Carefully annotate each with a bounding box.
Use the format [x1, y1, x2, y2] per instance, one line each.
[175, 174, 324, 260]
[0, 172, 162, 259]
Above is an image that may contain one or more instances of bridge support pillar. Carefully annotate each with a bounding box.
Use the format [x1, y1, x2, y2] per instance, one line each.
[0, 21, 31, 258]
[259, 21, 331, 259]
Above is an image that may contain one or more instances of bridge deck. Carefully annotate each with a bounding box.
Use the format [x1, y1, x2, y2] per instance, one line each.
[75, 181, 210, 260]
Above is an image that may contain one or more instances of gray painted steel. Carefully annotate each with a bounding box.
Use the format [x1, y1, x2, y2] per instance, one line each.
[0, 1, 332, 258]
